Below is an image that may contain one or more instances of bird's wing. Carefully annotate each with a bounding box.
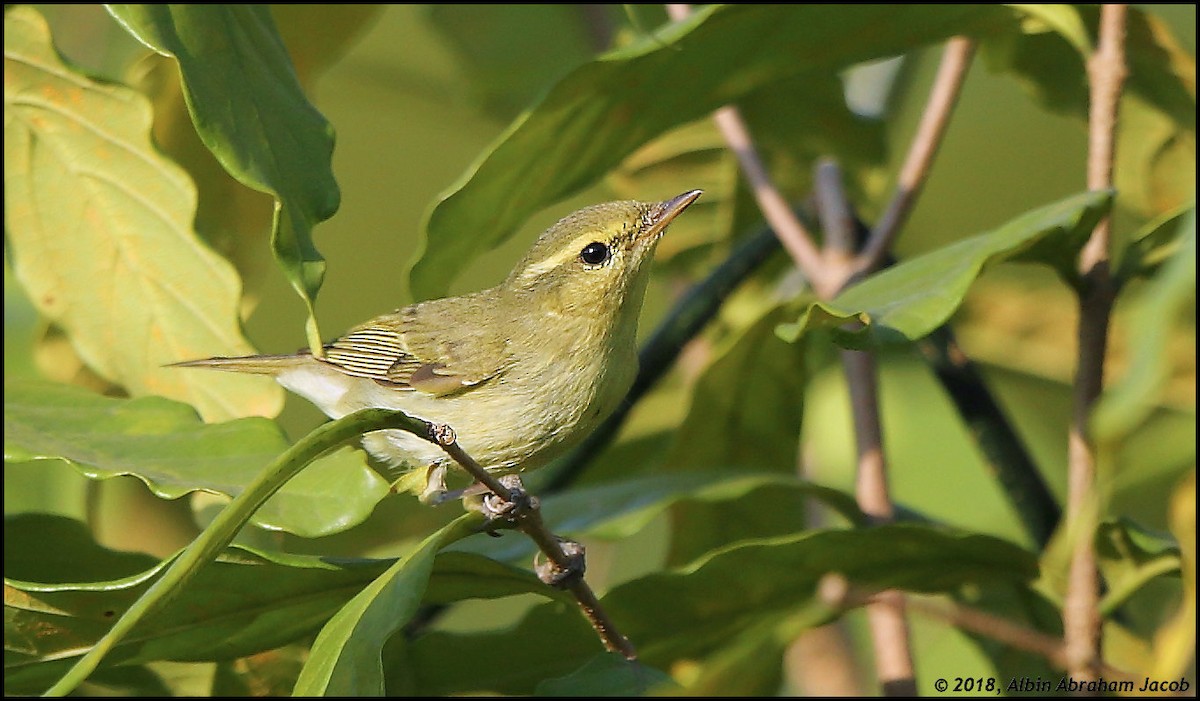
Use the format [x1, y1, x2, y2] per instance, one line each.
[318, 302, 507, 397]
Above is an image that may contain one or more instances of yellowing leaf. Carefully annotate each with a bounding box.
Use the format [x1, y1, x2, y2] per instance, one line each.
[3, 7, 282, 421]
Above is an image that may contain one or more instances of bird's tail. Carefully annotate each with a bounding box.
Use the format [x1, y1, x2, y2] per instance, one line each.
[169, 353, 310, 376]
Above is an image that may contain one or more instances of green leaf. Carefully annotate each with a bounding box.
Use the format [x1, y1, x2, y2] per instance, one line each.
[409, 4, 1012, 299]
[2, 6, 282, 421]
[293, 514, 479, 696]
[4, 521, 391, 693]
[426, 5, 596, 121]
[105, 4, 340, 352]
[665, 302, 808, 473]
[3, 379, 388, 538]
[776, 191, 1111, 349]
[4, 513, 555, 694]
[3, 513, 158, 585]
[1093, 205, 1195, 442]
[408, 524, 1036, 694]
[423, 551, 570, 606]
[534, 653, 677, 697]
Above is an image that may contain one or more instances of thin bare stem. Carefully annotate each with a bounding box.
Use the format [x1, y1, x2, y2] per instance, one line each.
[430, 426, 637, 659]
[1065, 3, 1128, 686]
[665, 4, 827, 292]
[811, 158, 915, 692]
[712, 105, 828, 287]
[858, 37, 976, 274]
[815, 158, 858, 263]
[824, 577, 1135, 682]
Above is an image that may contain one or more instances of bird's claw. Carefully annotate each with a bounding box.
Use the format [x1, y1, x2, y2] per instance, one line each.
[535, 539, 586, 588]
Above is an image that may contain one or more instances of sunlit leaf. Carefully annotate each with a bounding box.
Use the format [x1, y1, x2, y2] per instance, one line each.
[776, 191, 1111, 349]
[106, 4, 341, 352]
[3, 379, 388, 537]
[3, 6, 282, 421]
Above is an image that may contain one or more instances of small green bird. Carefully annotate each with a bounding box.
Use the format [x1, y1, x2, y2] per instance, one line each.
[176, 190, 702, 502]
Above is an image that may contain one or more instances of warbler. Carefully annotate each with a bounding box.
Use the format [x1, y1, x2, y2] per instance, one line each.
[176, 190, 702, 502]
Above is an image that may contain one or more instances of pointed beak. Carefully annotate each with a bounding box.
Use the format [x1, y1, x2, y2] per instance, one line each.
[644, 189, 703, 240]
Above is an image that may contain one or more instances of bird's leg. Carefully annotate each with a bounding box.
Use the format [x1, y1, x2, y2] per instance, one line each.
[534, 538, 586, 588]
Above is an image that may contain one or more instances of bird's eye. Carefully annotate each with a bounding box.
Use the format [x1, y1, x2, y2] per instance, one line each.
[579, 241, 610, 266]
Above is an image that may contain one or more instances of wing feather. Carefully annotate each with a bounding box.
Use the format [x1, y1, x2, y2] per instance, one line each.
[317, 305, 506, 396]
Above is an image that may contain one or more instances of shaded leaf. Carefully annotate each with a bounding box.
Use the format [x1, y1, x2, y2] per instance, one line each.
[3, 513, 158, 585]
[409, 523, 1036, 694]
[776, 191, 1111, 349]
[4, 533, 390, 693]
[535, 653, 677, 697]
[1115, 200, 1193, 281]
[665, 302, 808, 473]
[409, 4, 1012, 299]
[995, 6, 1195, 129]
[427, 5, 597, 121]
[106, 4, 340, 352]
[4, 513, 542, 694]
[3, 6, 281, 421]
[450, 471, 862, 564]
[3, 379, 388, 537]
[211, 644, 308, 697]
[422, 550, 569, 607]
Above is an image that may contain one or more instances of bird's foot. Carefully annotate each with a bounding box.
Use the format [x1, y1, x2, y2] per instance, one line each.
[468, 474, 537, 535]
[535, 538, 586, 588]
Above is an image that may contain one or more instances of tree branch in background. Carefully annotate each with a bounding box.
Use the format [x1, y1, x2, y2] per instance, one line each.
[1064, 3, 1128, 685]
[857, 37, 976, 276]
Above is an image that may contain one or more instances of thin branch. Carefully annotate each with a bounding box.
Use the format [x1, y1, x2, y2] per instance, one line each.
[1065, 3, 1128, 685]
[814, 151, 916, 695]
[815, 157, 858, 262]
[822, 576, 1136, 682]
[858, 37, 976, 276]
[711, 105, 829, 288]
[429, 426, 637, 659]
[665, 4, 828, 293]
